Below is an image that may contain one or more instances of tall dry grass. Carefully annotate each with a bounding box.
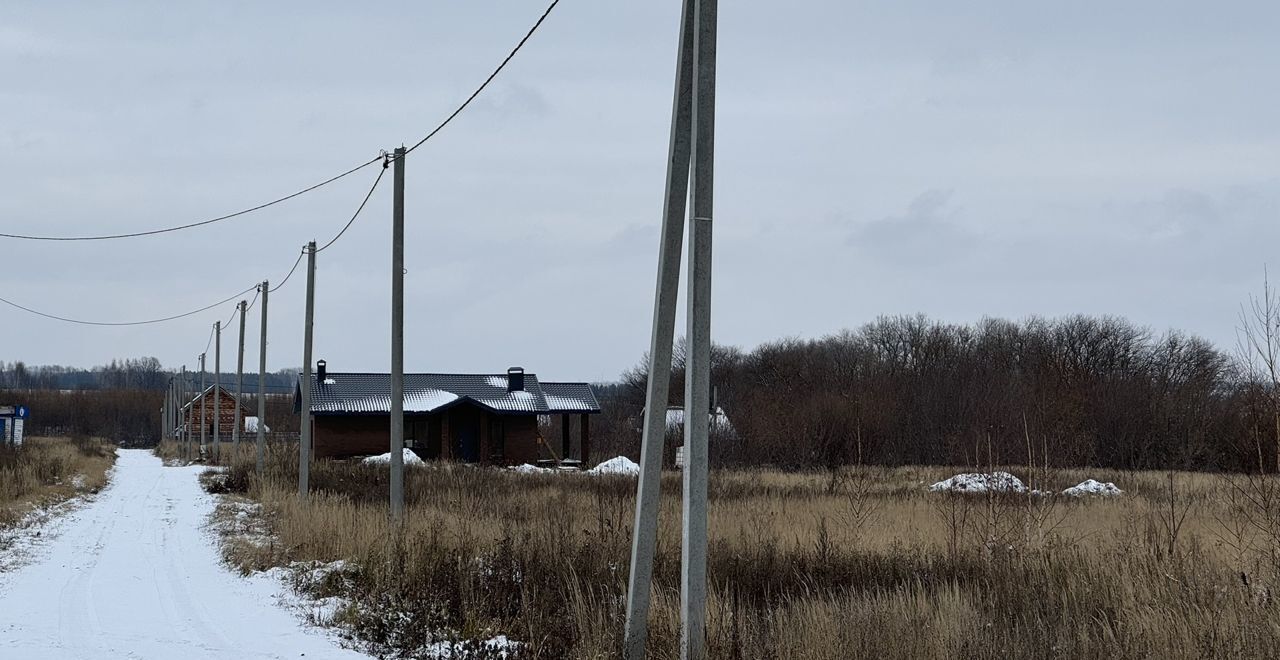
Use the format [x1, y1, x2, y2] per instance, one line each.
[0, 436, 115, 527]
[205, 445, 1280, 659]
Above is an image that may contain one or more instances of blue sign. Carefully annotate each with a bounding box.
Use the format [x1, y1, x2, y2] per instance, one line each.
[15, 406, 27, 419]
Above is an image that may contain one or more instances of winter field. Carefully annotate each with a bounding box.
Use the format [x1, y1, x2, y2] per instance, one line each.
[151, 440, 1280, 659]
[4, 439, 1280, 658]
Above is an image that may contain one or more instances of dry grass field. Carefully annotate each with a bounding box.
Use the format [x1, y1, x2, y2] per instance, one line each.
[0, 437, 115, 528]
[166, 439, 1280, 659]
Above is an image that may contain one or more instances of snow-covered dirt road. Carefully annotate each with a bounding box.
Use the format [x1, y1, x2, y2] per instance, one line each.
[0, 449, 371, 659]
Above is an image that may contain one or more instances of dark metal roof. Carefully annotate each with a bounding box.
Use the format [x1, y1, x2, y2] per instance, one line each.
[540, 382, 602, 414]
[180, 384, 242, 411]
[301, 372, 600, 416]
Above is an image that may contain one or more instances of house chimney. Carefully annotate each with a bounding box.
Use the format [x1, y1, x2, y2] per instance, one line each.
[507, 366, 525, 392]
[317, 360, 327, 384]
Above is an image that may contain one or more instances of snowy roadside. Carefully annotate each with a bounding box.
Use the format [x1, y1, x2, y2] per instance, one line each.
[204, 482, 519, 659]
[0, 491, 95, 575]
[0, 456, 118, 576]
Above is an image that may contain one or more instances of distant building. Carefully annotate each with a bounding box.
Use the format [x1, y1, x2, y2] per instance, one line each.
[180, 386, 243, 436]
[664, 406, 734, 435]
[294, 364, 600, 465]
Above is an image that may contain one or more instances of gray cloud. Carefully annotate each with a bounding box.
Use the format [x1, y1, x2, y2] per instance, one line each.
[1, 1, 1278, 383]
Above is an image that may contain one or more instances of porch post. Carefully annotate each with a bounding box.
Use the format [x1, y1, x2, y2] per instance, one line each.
[561, 413, 571, 461]
[580, 413, 590, 465]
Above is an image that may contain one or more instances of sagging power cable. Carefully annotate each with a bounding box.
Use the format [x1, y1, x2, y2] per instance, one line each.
[0, 284, 258, 328]
[0, 0, 562, 243]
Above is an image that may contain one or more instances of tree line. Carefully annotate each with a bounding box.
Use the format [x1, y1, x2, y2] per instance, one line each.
[599, 314, 1274, 473]
[0, 358, 300, 392]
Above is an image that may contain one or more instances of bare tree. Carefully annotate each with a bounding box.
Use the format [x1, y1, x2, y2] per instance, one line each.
[1237, 267, 1280, 474]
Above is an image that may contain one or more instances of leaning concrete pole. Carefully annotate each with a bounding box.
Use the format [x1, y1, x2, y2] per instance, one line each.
[299, 242, 317, 499]
[214, 320, 222, 462]
[390, 146, 407, 521]
[234, 299, 247, 452]
[623, 0, 696, 657]
[257, 281, 268, 475]
[681, 0, 717, 657]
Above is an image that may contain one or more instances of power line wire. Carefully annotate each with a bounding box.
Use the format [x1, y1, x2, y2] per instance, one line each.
[268, 249, 306, 294]
[406, 0, 561, 155]
[202, 322, 216, 356]
[243, 287, 261, 315]
[316, 159, 388, 253]
[0, 282, 258, 328]
[0, 157, 383, 242]
[1, 0, 562, 243]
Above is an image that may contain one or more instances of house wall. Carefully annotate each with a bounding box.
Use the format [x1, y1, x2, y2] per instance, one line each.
[501, 416, 543, 465]
[183, 391, 245, 435]
[313, 415, 390, 459]
[311, 405, 546, 465]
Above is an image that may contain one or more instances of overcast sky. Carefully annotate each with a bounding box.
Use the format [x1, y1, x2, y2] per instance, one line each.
[2, 1, 1278, 382]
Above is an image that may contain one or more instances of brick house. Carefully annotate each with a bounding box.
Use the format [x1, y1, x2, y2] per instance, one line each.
[180, 385, 244, 437]
[294, 364, 600, 465]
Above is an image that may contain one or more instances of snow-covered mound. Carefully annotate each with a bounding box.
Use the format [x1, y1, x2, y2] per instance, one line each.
[929, 471, 1026, 494]
[1062, 479, 1122, 497]
[360, 449, 424, 466]
[588, 456, 641, 476]
[509, 464, 553, 474]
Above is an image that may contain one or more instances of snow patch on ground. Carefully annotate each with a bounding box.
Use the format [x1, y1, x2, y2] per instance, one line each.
[507, 456, 642, 476]
[1062, 479, 1123, 497]
[0, 498, 88, 575]
[361, 449, 424, 466]
[424, 634, 520, 658]
[588, 456, 641, 476]
[929, 471, 1026, 494]
[509, 463, 554, 474]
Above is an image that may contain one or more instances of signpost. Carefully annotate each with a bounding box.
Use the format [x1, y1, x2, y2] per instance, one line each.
[0, 405, 29, 447]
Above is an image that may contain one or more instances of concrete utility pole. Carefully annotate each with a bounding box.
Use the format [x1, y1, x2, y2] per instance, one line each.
[199, 353, 207, 456]
[169, 378, 176, 440]
[623, 0, 717, 658]
[214, 320, 222, 462]
[257, 281, 268, 475]
[299, 242, 317, 499]
[390, 146, 406, 521]
[623, 1, 696, 656]
[163, 384, 170, 442]
[234, 299, 247, 451]
[170, 377, 178, 439]
[180, 365, 188, 459]
[681, 0, 717, 655]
